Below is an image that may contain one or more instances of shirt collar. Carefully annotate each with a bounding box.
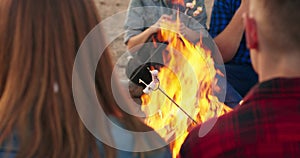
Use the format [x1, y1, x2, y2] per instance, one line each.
[240, 78, 300, 107]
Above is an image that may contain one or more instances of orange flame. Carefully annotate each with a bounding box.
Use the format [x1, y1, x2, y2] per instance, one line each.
[141, 18, 232, 157]
[171, 0, 185, 6]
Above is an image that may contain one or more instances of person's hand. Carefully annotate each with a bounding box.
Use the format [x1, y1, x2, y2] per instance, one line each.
[240, 0, 249, 12]
[238, 0, 249, 29]
[179, 23, 200, 42]
[149, 14, 172, 34]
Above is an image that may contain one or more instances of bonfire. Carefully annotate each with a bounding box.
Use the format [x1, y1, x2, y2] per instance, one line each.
[139, 10, 232, 158]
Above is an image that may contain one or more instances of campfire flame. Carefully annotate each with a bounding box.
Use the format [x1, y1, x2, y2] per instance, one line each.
[140, 15, 232, 157]
[171, 0, 185, 6]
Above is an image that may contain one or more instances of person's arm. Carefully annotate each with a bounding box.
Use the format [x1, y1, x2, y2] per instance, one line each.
[126, 27, 156, 53]
[180, 0, 207, 43]
[180, 23, 202, 42]
[213, 0, 249, 62]
[126, 15, 172, 53]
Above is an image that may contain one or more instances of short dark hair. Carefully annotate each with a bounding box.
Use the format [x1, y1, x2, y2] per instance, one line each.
[256, 0, 300, 50]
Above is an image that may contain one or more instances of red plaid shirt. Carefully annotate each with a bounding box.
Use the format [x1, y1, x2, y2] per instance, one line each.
[180, 78, 300, 158]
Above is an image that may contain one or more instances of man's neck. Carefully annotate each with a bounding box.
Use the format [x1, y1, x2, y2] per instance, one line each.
[259, 54, 300, 82]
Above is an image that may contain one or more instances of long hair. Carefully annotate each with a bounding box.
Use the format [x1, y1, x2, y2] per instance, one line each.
[0, 0, 158, 157]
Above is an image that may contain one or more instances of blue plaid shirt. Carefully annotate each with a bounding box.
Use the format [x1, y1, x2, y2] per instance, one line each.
[209, 0, 251, 64]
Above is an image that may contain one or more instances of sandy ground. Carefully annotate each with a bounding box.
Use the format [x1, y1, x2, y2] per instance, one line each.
[96, 0, 130, 65]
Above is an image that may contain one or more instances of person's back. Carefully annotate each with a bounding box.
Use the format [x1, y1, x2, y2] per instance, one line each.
[181, 78, 300, 157]
[180, 0, 300, 157]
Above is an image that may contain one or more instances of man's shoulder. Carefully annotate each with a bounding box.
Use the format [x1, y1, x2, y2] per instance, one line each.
[180, 110, 238, 157]
[180, 102, 276, 157]
[181, 78, 300, 157]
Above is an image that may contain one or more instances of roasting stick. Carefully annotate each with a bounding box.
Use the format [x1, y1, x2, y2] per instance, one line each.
[139, 69, 198, 124]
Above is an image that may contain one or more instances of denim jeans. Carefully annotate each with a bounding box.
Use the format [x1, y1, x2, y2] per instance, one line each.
[225, 63, 258, 97]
